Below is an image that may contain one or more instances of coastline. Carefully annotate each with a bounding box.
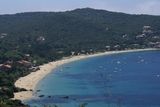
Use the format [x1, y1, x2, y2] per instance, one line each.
[13, 48, 158, 101]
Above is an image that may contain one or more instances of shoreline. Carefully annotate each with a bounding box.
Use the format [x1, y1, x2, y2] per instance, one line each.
[13, 48, 158, 101]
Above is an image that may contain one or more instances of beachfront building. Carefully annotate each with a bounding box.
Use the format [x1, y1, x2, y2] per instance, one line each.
[17, 60, 32, 67]
[71, 51, 75, 56]
[114, 45, 121, 50]
[105, 46, 111, 51]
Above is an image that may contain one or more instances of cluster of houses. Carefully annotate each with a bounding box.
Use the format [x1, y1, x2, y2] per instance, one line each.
[0, 59, 32, 72]
[0, 59, 40, 72]
[149, 42, 160, 48]
[134, 25, 160, 48]
[136, 26, 153, 39]
[0, 53, 40, 72]
[101, 26, 159, 51]
[0, 51, 40, 72]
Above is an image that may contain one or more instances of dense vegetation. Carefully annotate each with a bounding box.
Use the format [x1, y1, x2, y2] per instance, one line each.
[0, 8, 160, 106]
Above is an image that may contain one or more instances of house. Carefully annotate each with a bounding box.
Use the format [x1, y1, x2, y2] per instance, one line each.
[155, 42, 160, 48]
[89, 49, 93, 52]
[1, 86, 10, 92]
[105, 46, 111, 51]
[148, 42, 156, 47]
[143, 26, 151, 29]
[0, 33, 7, 39]
[71, 51, 75, 56]
[155, 44, 160, 48]
[122, 34, 128, 38]
[114, 45, 121, 50]
[28, 44, 32, 48]
[17, 60, 32, 67]
[57, 51, 64, 54]
[152, 36, 160, 39]
[0, 64, 12, 71]
[0, 35, 5, 39]
[24, 54, 30, 57]
[4, 60, 13, 65]
[114, 45, 120, 48]
[143, 26, 153, 34]
[36, 36, 45, 42]
[29, 66, 40, 72]
[132, 44, 140, 46]
[81, 50, 85, 54]
[148, 42, 160, 48]
[136, 34, 145, 39]
[105, 27, 109, 31]
[77, 53, 81, 55]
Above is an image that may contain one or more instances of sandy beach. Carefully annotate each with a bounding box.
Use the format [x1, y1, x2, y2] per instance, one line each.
[13, 48, 158, 101]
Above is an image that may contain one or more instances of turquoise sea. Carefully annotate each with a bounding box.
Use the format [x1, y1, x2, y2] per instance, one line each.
[26, 50, 160, 107]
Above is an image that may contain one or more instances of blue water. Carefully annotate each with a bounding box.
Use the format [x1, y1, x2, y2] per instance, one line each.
[26, 50, 160, 107]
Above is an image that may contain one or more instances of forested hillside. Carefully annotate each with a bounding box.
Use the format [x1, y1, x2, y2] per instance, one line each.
[0, 8, 160, 106]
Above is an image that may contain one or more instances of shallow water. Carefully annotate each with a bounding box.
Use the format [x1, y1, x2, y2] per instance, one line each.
[26, 50, 160, 107]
